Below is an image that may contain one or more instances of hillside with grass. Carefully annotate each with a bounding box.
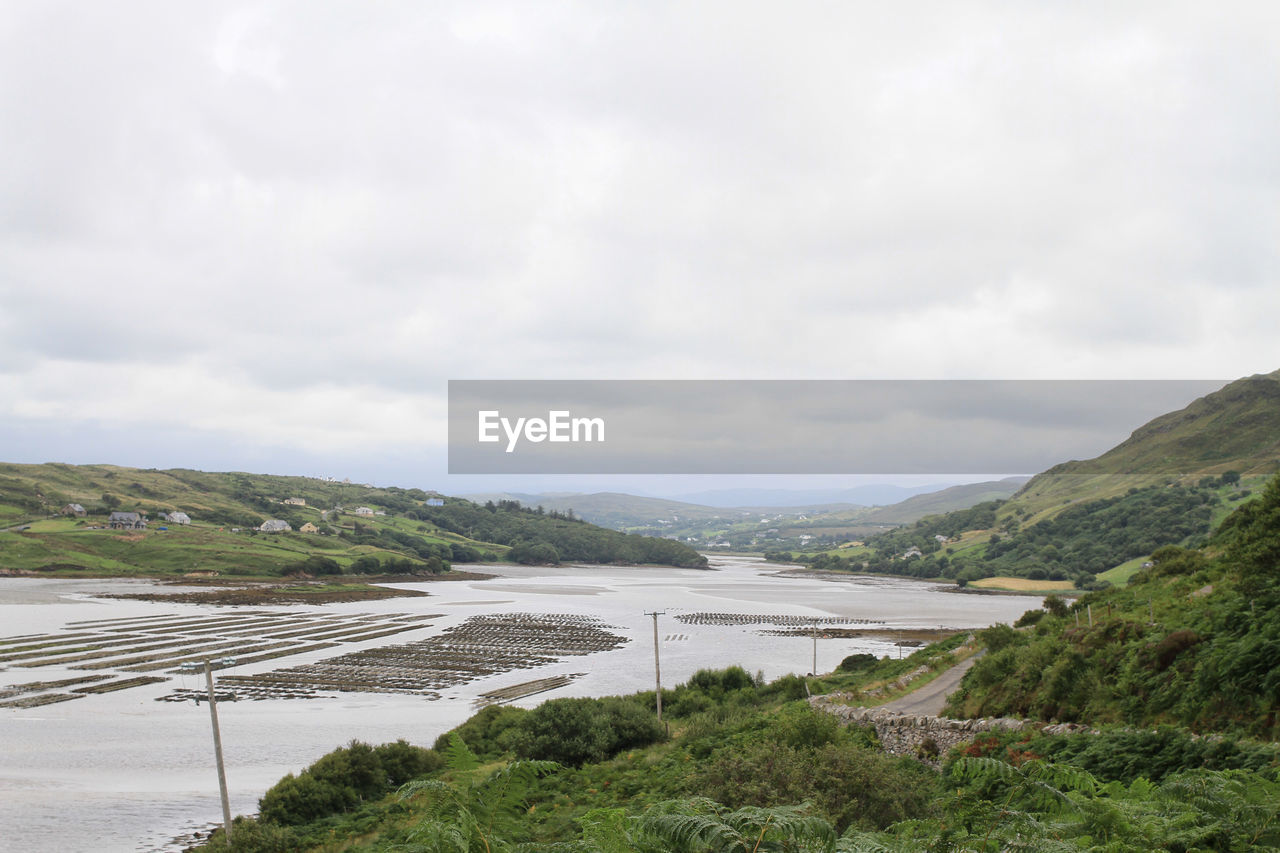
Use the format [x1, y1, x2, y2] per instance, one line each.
[0, 463, 706, 577]
[771, 370, 1280, 587]
[1013, 369, 1280, 518]
[945, 472, 1280, 739]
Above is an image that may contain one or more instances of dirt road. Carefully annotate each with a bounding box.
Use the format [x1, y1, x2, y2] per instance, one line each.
[879, 652, 984, 716]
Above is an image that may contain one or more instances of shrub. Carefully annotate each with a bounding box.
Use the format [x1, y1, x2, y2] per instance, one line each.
[259, 771, 355, 826]
[693, 741, 940, 832]
[687, 666, 756, 696]
[258, 739, 437, 826]
[438, 704, 527, 760]
[837, 653, 878, 673]
[374, 739, 442, 785]
[1043, 594, 1069, 618]
[514, 696, 664, 767]
[1014, 609, 1045, 628]
[980, 623, 1021, 653]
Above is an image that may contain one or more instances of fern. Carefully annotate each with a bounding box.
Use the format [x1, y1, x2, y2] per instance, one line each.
[635, 799, 837, 852]
[443, 731, 482, 773]
[395, 754, 561, 853]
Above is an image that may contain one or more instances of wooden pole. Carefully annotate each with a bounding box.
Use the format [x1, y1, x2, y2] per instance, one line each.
[204, 660, 233, 846]
[645, 611, 664, 721]
[812, 622, 818, 675]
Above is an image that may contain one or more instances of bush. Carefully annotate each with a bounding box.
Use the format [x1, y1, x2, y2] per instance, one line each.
[203, 816, 299, 851]
[514, 696, 665, 767]
[687, 666, 756, 696]
[258, 739, 438, 826]
[1043, 594, 1069, 618]
[374, 739, 442, 784]
[259, 771, 355, 826]
[438, 704, 527, 760]
[1014, 609, 1045, 628]
[837, 653, 878, 673]
[980, 623, 1021, 653]
[693, 741, 940, 832]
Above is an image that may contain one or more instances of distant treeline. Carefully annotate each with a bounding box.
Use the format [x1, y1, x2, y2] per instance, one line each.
[772, 484, 1227, 584]
[412, 500, 708, 567]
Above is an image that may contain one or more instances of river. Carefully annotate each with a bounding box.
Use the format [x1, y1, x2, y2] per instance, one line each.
[0, 556, 1042, 852]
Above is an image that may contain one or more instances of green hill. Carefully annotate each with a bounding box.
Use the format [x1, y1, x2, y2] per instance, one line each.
[775, 370, 1280, 584]
[1012, 369, 1280, 519]
[0, 463, 706, 576]
[860, 477, 1029, 525]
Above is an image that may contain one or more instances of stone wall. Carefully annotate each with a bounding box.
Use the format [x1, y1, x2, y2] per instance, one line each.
[809, 696, 1037, 767]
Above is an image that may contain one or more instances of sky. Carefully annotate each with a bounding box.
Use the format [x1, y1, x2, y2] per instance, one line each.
[1, 2, 1277, 498]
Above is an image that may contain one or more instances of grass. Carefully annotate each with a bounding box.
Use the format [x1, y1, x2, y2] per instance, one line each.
[1097, 556, 1149, 587]
[969, 576, 1075, 592]
[0, 522, 467, 579]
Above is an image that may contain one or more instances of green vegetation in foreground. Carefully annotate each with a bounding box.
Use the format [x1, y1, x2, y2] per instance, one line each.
[194, 659, 1280, 852]
[0, 463, 705, 577]
[947, 473, 1280, 739]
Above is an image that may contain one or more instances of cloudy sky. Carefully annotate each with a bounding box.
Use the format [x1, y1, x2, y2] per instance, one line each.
[1, 2, 1276, 496]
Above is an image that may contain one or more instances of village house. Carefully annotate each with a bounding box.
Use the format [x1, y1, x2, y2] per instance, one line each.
[259, 519, 292, 533]
[352, 507, 375, 516]
[299, 522, 319, 533]
[108, 511, 147, 530]
[161, 511, 192, 525]
[61, 503, 86, 517]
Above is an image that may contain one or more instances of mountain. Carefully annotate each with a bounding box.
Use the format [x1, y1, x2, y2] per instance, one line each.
[1012, 369, 1280, 519]
[672, 484, 950, 508]
[860, 477, 1030, 525]
[779, 370, 1280, 584]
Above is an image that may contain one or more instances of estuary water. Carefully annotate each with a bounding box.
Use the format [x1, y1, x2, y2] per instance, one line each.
[0, 556, 1042, 852]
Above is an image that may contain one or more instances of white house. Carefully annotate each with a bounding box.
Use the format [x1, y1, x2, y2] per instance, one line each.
[259, 519, 292, 533]
[352, 507, 375, 516]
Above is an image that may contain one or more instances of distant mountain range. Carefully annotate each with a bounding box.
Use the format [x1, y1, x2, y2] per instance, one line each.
[463, 478, 1032, 542]
[667, 485, 953, 508]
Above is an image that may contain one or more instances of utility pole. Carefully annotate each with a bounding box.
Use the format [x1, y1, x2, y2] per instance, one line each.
[204, 659, 233, 847]
[810, 621, 819, 675]
[645, 611, 664, 721]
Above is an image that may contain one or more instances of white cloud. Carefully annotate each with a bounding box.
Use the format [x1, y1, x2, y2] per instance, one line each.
[1, 1, 1276, 482]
